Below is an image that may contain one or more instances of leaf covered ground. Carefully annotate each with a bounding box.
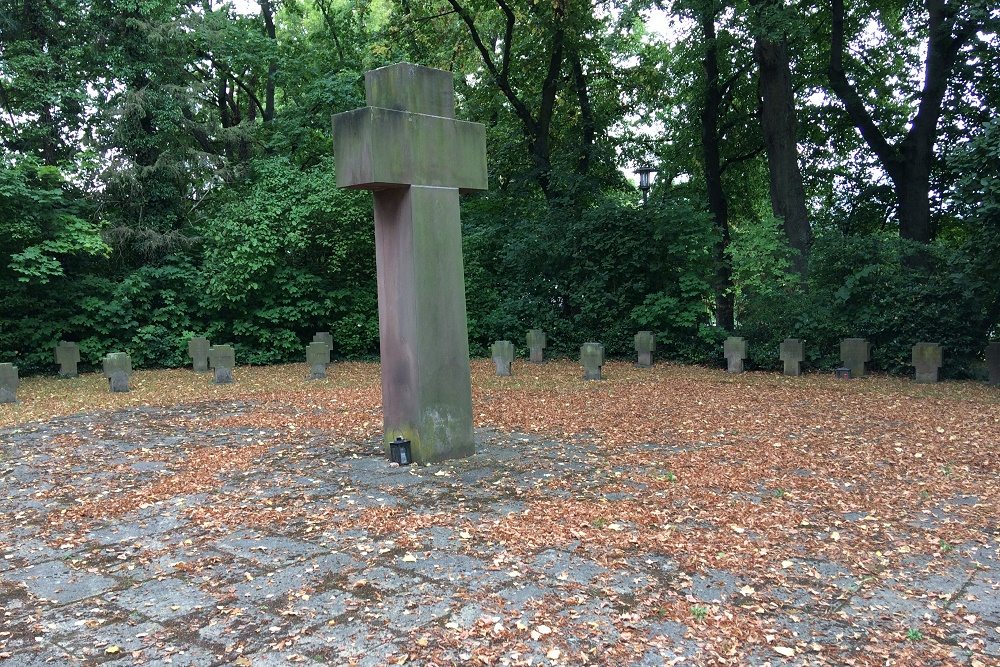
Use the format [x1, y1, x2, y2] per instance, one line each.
[1, 360, 998, 666]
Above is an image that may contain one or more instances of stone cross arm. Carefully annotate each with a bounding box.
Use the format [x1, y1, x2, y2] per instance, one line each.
[780, 339, 804, 360]
[332, 63, 487, 193]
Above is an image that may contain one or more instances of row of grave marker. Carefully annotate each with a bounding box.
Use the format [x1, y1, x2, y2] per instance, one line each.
[4, 331, 999, 404]
[492, 334, 615, 379]
[491, 330, 1000, 384]
[1, 341, 235, 403]
[726, 336, 964, 383]
[0, 334, 337, 404]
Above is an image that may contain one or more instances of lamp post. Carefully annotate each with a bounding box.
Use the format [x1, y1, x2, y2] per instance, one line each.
[636, 165, 657, 205]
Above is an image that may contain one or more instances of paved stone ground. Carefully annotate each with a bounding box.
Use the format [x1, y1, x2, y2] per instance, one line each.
[1, 400, 997, 666]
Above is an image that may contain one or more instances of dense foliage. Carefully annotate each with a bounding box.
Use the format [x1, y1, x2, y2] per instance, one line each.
[1, 0, 997, 377]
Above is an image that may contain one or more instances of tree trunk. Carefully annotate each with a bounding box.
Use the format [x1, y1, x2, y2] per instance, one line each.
[753, 28, 811, 274]
[570, 50, 595, 177]
[701, 9, 735, 331]
[260, 0, 277, 123]
[887, 148, 933, 243]
[24, 0, 60, 165]
[526, 18, 563, 197]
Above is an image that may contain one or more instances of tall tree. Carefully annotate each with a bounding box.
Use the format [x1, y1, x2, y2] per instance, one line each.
[827, 0, 987, 243]
[643, 0, 770, 330]
[699, 3, 735, 330]
[0, 0, 88, 164]
[751, 0, 811, 274]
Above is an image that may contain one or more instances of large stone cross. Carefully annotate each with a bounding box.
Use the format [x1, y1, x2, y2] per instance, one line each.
[332, 62, 487, 464]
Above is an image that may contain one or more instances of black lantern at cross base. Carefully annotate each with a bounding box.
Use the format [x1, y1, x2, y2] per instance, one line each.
[636, 165, 657, 205]
[835, 367, 851, 379]
[390, 437, 412, 465]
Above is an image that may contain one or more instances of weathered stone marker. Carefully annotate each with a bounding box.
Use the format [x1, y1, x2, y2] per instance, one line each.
[581, 342, 605, 380]
[779, 338, 805, 376]
[332, 62, 486, 463]
[911, 342, 942, 383]
[840, 338, 870, 377]
[491, 340, 514, 377]
[0, 363, 18, 403]
[209, 344, 235, 384]
[188, 336, 210, 372]
[102, 352, 132, 393]
[723, 337, 746, 373]
[313, 332, 334, 356]
[988, 342, 1000, 386]
[306, 341, 331, 380]
[55, 341, 80, 378]
[634, 331, 655, 368]
[527, 329, 547, 364]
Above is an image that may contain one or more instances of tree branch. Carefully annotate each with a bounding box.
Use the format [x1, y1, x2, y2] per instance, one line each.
[719, 62, 753, 116]
[314, 0, 346, 62]
[535, 21, 564, 147]
[827, 0, 900, 174]
[0, 80, 19, 138]
[181, 105, 219, 154]
[191, 58, 267, 120]
[907, 0, 977, 143]
[496, 0, 516, 83]
[445, 0, 536, 133]
[720, 144, 765, 174]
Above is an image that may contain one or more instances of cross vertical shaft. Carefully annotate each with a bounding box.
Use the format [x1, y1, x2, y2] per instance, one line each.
[332, 63, 487, 463]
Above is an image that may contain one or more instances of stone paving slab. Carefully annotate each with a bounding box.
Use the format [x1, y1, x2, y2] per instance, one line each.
[4, 560, 118, 606]
[1, 401, 997, 665]
[111, 577, 215, 621]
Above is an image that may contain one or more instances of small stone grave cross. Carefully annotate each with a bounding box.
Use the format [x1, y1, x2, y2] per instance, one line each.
[209, 345, 236, 384]
[634, 331, 655, 368]
[491, 340, 514, 377]
[911, 342, 942, 383]
[581, 342, 604, 381]
[306, 341, 331, 380]
[779, 338, 805, 376]
[102, 352, 132, 393]
[988, 341, 1000, 386]
[527, 329, 547, 364]
[840, 338, 870, 377]
[723, 337, 746, 373]
[188, 336, 210, 372]
[0, 363, 18, 403]
[332, 62, 486, 464]
[313, 332, 334, 364]
[55, 341, 80, 378]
